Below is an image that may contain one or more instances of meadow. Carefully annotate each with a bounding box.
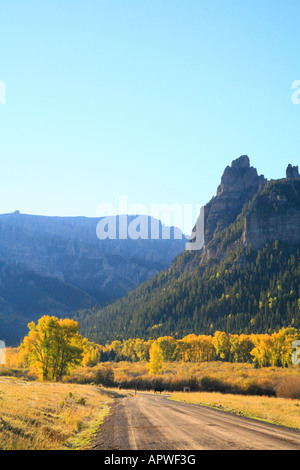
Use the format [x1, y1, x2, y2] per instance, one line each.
[0, 377, 116, 450]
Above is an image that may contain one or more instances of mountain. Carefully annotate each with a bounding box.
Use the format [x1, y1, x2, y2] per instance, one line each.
[0, 262, 96, 344]
[202, 154, 266, 246]
[0, 213, 186, 344]
[75, 156, 300, 344]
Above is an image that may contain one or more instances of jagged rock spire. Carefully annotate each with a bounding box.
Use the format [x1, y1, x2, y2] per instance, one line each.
[286, 164, 300, 179]
[200, 156, 267, 248]
[231, 155, 250, 169]
[217, 155, 266, 196]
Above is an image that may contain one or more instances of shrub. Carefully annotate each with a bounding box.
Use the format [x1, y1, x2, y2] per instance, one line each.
[276, 377, 300, 399]
[200, 376, 229, 393]
[76, 397, 86, 406]
[93, 365, 115, 386]
[241, 378, 275, 396]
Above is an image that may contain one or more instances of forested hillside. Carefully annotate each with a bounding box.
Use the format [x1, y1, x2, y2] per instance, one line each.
[75, 240, 300, 344]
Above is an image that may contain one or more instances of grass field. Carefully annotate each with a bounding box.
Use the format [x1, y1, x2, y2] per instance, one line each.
[170, 391, 300, 430]
[0, 377, 116, 450]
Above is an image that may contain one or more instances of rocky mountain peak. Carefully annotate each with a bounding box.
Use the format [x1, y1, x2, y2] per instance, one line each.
[286, 164, 300, 179]
[217, 155, 266, 196]
[198, 156, 267, 248]
[231, 154, 250, 169]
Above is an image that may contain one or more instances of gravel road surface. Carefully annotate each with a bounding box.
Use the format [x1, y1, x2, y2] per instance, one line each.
[90, 393, 300, 450]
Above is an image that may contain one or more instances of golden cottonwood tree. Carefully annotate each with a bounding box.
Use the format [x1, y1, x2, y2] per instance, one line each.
[21, 316, 84, 381]
[81, 339, 101, 367]
[212, 331, 231, 361]
[148, 342, 164, 374]
[157, 336, 179, 361]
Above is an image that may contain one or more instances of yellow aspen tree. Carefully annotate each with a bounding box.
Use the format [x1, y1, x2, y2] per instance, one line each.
[148, 342, 164, 374]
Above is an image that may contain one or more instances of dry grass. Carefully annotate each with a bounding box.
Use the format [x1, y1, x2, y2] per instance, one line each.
[276, 376, 300, 399]
[170, 391, 300, 430]
[0, 377, 114, 450]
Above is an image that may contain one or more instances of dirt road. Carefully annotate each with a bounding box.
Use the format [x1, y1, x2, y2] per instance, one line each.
[91, 393, 300, 450]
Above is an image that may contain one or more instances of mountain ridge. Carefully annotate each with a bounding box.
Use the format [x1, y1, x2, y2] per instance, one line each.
[0, 213, 186, 344]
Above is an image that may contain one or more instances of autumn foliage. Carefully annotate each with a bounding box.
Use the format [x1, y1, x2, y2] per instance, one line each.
[95, 328, 300, 368]
[6, 316, 300, 384]
[21, 316, 85, 381]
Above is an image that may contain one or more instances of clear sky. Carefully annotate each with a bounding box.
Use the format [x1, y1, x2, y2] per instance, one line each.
[0, 0, 299, 233]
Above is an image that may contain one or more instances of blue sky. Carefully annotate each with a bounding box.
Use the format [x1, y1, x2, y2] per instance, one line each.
[0, 0, 299, 232]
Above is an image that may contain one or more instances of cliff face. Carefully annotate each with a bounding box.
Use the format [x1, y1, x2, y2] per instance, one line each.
[216, 155, 266, 197]
[203, 155, 267, 246]
[0, 213, 186, 301]
[192, 157, 300, 262]
[243, 210, 300, 249]
[243, 179, 300, 249]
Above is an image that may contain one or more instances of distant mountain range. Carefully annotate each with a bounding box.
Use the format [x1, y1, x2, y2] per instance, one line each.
[74, 156, 300, 344]
[0, 212, 186, 344]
